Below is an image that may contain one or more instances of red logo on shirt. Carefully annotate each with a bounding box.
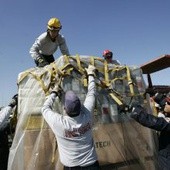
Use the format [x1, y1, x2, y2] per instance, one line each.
[65, 122, 91, 138]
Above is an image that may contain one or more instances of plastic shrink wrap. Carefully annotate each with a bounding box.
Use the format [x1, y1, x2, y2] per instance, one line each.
[8, 55, 158, 170]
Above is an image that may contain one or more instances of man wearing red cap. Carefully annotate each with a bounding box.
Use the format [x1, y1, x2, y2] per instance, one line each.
[41, 65, 100, 170]
[102, 49, 120, 65]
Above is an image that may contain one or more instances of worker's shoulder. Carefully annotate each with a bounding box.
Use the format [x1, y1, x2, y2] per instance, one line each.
[57, 33, 66, 40]
[37, 32, 48, 40]
[111, 59, 121, 65]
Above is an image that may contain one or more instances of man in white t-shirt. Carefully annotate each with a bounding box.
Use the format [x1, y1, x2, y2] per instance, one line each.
[41, 65, 100, 170]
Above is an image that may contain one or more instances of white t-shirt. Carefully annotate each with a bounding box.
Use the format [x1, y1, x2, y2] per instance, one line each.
[30, 32, 70, 60]
[41, 76, 98, 167]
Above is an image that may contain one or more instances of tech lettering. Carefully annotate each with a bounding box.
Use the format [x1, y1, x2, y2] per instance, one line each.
[95, 141, 111, 148]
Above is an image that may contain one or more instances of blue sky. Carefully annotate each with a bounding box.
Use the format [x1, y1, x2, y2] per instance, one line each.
[0, 0, 169, 105]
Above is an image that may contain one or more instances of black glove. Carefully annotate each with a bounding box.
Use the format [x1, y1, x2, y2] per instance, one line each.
[118, 104, 130, 113]
[131, 104, 145, 118]
[35, 56, 49, 67]
[8, 94, 18, 108]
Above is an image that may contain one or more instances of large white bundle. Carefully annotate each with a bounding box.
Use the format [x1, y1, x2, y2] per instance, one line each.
[8, 55, 158, 170]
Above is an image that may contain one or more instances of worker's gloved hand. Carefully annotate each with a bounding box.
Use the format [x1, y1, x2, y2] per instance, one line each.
[35, 56, 49, 67]
[85, 65, 96, 76]
[50, 84, 62, 97]
[118, 104, 130, 113]
[131, 104, 144, 118]
[8, 94, 18, 108]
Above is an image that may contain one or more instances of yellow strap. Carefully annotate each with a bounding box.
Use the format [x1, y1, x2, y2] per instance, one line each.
[76, 54, 81, 69]
[22, 72, 48, 94]
[63, 56, 73, 75]
[44, 63, 58, 95]
[109, 66, 135, 96]
[17, 69, 49, 95]
[104, 60, 110, 87]
[24, 115, 49, 130]
[94, 57, 104, 62]
[90, 56, 95, 66]
[18, 71, 31, 84]
[125, 66, 135, 95]
[64, 55, 69, 64]
[76, 54, 84, 73]
[18, 56, 138, 106]
[110, 66, 126, 73]
[109, 93, 123, 105]
[55, 56, 87, 87]
[75, 55, 87, 87]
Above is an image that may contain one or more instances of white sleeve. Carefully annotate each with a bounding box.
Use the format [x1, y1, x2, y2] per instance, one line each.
[29, 38, 42, 60]
[58, 35, 70, 56]
[41, 93, 62, 131]
[0, 106, 12, 129]
[83, 75, 96, 112]
[30, 33, 46, 60]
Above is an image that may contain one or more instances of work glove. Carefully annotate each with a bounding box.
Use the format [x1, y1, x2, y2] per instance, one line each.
[8, 94, 18, 108]
[50, 84, 62, 97]
[35, 56, 49, 67]
[118, 104, 130, 113]
[85, 65, 96, 76]
[130, 104, 145, 118]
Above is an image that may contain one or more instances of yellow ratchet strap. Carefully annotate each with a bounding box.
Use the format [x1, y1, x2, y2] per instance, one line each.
[104, 60, 110, 87]
[18, 70, 49, 95]
[17, 71, 31, 84]
[90, 56, 95, 66]
[109, 92, 123, 106]
[45, 62, 58, 95]
[75, 55, 87, 87]
[30, 72, 49, 94]
[125, 66, 135, 95]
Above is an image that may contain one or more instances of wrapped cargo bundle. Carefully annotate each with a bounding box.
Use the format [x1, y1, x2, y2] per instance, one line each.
[8, 55, 158, 170]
